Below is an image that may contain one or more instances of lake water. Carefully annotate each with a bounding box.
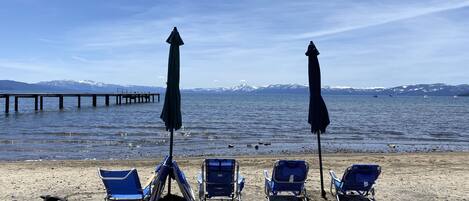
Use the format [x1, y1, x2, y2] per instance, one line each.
[0, 93, 468, 160]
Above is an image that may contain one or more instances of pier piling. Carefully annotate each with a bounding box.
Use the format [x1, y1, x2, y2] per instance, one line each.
[5, 95, 9, 113]
[59, 95, 64, 110]
[34, 95, 38, 111]
[77, 95, 81, 108]
[92, 95, 97, 107]
[14, 96, 18, 112]
[105, 95, 110, 106]
[40, 96, 43, 110]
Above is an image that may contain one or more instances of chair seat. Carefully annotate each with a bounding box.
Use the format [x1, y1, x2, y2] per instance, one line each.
[109, 194, 143, 200]
[267, 180, 304, 195]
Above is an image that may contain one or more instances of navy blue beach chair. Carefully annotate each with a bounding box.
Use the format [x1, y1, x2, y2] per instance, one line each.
[264, 160, 309, 200]
[148, 156, 171, 201]
[197, 159, 245, 201]
[172, 161, 196, 201]
[99, 168, 151, 201]
[329, 164, 381, 201]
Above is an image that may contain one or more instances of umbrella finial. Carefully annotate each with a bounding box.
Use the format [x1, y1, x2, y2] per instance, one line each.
[166, 27, 184, 46]
[305, 41, 319, 56]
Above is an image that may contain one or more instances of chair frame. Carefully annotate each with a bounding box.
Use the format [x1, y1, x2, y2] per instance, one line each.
[264, 160, 309, 201]
[198, 159, 243, 201]
[329, 165, 380, 201]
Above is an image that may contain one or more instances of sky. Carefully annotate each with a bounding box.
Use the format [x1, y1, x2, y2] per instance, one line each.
[0, 0, 468, 88]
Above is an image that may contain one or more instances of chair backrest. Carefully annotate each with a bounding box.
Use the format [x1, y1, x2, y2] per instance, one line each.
[271, 160, 308, 192]
[341, 164, 381, 191]
[204, 159, 236, 197]
[99, 168, 143, 196]
[173, 161, 196, 201]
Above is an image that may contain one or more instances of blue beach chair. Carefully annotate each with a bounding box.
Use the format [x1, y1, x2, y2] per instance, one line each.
[197, 159, 245, 201]
[264, 160, 309, 201]
[329, 164, 381, 201]
[148, 156, 171, 201]
[173, 161, 196, 201]
[99, 168, 151, 201]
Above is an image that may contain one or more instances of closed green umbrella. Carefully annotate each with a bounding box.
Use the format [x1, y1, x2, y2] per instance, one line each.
[306, 41, 330, 198]
[160, 27, 184, 195]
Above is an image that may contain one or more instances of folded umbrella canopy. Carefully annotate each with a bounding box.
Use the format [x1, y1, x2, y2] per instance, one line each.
[306, 41, 330, 198]
[160, 27, 184, 195]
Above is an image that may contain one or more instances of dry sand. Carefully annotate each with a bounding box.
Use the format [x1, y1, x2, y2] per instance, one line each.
[0, 152, 468, 201]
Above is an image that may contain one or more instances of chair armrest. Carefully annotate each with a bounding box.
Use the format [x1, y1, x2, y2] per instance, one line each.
[238, 175, 245, 184]
[263, 170, 271, 181]
[237, 174, 245, 192]
[329, 170, 340, 183]
[197, 172, 203, 184]
[264, 170, 271, 196]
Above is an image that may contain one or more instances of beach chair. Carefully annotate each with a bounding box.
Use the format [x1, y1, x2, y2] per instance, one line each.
[264, 160, 309, 201]
[148, 156, 171, 201]
[172, 161, 196, 201]
[329, 164, 381, 201]
[197, 159, 245, 201]
[98, 168, 151, 201]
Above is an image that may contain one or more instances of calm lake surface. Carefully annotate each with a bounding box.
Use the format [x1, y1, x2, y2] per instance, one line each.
[0, 93, 468, 160]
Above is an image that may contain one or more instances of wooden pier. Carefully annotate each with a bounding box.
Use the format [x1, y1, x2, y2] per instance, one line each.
[0, 93, 160, 113]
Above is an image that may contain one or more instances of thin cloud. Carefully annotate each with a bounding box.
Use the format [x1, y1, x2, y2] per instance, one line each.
[289, 1, 469, 40]
[71, 56, 90, 63]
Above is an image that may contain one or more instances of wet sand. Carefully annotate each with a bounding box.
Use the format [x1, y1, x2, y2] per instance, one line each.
[1, 152, 468, 201]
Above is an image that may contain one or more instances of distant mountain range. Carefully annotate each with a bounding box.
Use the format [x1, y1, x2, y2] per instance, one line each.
[1, 80, 469, 96]
[0, 80, 165, 93]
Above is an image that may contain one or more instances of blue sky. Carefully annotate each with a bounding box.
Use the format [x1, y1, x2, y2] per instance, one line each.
[1, 0, 468, 88]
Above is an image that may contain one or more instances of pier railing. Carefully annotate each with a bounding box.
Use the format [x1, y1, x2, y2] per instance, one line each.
[0, 92, 160, 113]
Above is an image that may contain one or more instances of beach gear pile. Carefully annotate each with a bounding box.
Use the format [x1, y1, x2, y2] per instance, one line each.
[98, 156, 381, 201]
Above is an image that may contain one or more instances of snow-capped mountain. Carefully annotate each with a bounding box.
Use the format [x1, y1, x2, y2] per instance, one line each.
[185, 83, 469, 96]
[36, 80, 165, 93]
[229, 83, 258, 92]
[1, 80, 469, 96]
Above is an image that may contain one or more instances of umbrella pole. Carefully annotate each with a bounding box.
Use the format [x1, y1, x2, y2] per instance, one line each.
[168, 128, 174, 195]
[317, 130, 326, 198]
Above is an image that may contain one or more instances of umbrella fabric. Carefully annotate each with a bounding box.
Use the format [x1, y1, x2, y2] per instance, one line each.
[160, 27, 184, 131]
[306, 41, 330, 133]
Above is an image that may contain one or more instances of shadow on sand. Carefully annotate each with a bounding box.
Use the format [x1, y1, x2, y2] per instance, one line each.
[159, 194, 186, 201]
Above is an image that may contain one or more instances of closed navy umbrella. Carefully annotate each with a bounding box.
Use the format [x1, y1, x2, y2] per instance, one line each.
[306, 41, 330, 198]
[160, 27, 184, 195]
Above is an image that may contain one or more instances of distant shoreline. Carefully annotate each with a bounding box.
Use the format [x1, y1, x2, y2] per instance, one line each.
[1, 150, 467, 162]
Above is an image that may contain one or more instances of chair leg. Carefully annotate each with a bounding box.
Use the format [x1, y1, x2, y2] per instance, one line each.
[303, 189, 309, 201]
[370, 188, 376, 201]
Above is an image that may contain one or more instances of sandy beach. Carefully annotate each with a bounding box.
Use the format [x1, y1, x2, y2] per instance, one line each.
[1, 152, 468, 201]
